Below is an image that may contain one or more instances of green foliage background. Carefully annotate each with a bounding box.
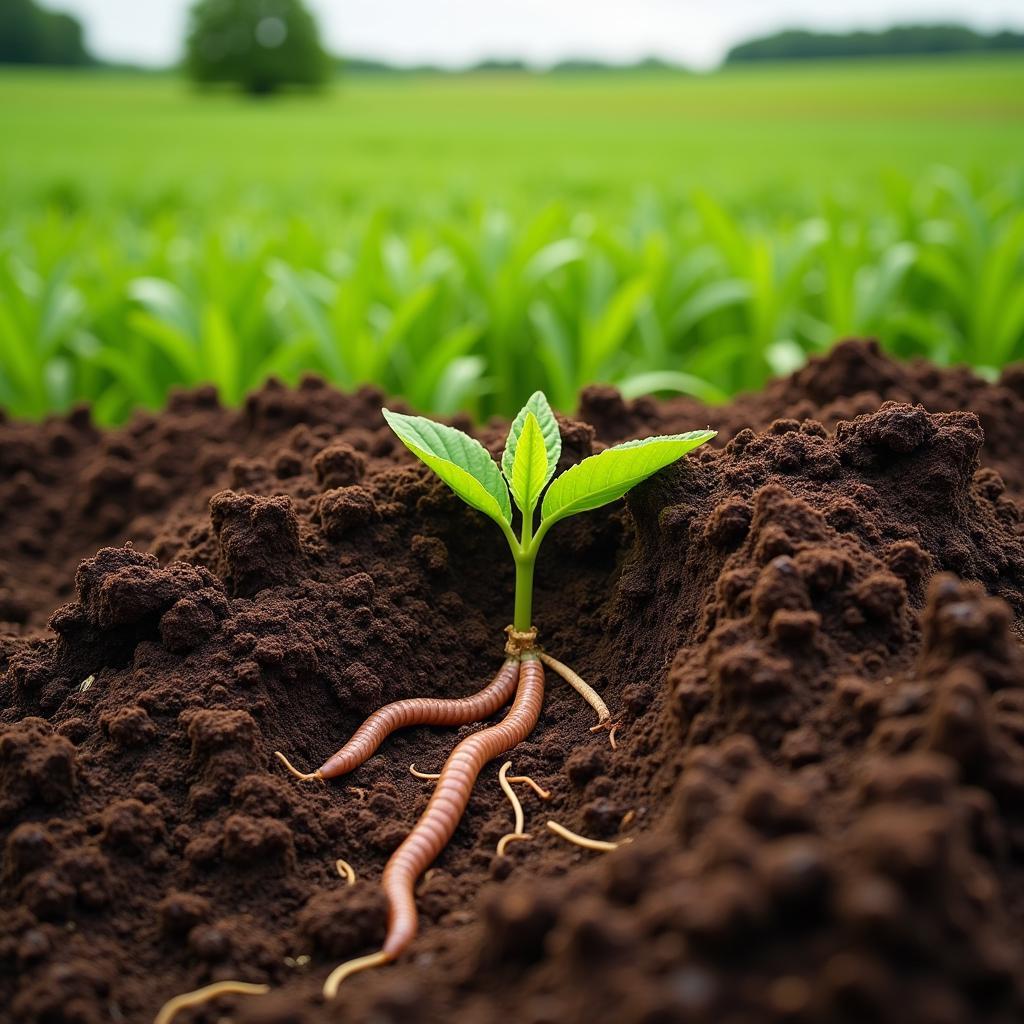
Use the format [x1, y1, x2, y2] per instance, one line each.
[1, 56, 1022, 423]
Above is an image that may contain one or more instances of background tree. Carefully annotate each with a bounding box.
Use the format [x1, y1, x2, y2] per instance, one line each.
[0, 0, 90, 65]
[185, 0, 329, 96]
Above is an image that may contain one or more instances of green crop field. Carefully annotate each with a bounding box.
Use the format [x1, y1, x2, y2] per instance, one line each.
[1, 55, 1023, 422]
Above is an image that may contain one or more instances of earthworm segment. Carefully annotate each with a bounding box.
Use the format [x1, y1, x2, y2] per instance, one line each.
[275, 657, 520, 781]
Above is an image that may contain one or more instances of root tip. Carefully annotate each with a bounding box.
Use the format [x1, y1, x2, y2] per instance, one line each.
[153, 981, 270, 1024]
[335, 857, 357, 886]
[274, 750, 321, 782]
[589, 719, 621, 749]
[496, 832, 533, 857]
[546, 819, 628, 852]
[323, 950, 391, 999]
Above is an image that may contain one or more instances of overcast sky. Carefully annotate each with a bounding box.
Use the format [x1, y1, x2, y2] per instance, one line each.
[48, 0, 1024, 70]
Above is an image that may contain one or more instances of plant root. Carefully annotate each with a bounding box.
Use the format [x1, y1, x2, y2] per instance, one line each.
[497, 831, 533, 856]
[323, 949, 391, 999]
[546, 819, 633, 852]
[538, 652, 620, 746]
[590, 719, 621, 750]
[498, 761, 526, 834]
[409, 763, 441, 780]
[274, 750, 323, 783]
[335, 858, 357, 885]
[153, 981, 270, 1024]
[507, 774, 552, 801]
[497, 760, 532, 855]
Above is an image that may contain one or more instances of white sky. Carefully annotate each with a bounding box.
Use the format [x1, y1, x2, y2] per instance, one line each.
[46, 0, 1024, 70]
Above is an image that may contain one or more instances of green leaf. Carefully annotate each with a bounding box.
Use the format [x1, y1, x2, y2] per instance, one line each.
[541, 430, 716, 525]
[509, 412, 550, 515]
[382, 408, 512, 527]
[502, 390, 561, 489]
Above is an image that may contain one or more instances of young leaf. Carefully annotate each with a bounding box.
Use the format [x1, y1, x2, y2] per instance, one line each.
[382, 408, 512, 526]
[541, 430, 716, 525]
[509, 411, 549, 515]
[502, 391, 561, 491]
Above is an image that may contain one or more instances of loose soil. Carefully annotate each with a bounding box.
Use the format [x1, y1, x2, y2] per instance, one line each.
[4, 339, 1024, 1024]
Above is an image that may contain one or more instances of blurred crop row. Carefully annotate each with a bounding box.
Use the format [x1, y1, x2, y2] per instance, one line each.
[2, 164, 1022, 423]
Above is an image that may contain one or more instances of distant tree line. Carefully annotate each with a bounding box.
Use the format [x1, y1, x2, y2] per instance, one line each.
[726, 24, 1024, 63]
[0, 0, 90, 65]
[336, 54, 685, 76]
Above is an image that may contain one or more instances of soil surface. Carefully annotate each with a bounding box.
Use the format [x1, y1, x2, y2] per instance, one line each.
[4, 339, 1024, 1024]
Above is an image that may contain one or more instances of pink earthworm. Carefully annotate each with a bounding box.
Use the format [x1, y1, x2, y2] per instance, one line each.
[322, 653, 546, 995]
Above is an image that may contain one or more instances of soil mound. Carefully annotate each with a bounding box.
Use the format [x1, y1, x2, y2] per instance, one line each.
[3, 340, 1024, 1024]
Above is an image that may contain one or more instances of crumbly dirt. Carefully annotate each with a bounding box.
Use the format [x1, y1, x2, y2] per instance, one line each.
[3, 339, 1024, 1024]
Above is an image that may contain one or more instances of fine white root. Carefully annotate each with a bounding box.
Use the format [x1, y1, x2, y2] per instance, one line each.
[274, 751, 322, 783]
[539, 653, 620, 747]
[546, 820, 633, 853]
[498, 762, 526, 835]
[323, 950, 390, 998]
[506, 774, 552, 801]
[153, 981, 270, 1024]
[335, 857, 357, 885]
[409, 763, 441, 780]
[496, 762, 553, 856]
[591, 720, 620, 750]
[496, 761, 531, 855]
[497, 831, 533, 856]
[350, 787, 368, 802]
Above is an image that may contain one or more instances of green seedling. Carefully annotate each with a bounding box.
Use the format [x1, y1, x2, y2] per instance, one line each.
[383, 390, 715, 639]
[270, 391, 714, 998]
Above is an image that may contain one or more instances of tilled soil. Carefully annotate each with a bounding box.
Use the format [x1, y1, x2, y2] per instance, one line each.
[3, 339, 1024, 1024]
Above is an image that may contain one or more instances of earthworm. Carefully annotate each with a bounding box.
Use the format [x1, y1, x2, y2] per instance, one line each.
[276, 658, 520, 781]
[323, 654, 546, 997]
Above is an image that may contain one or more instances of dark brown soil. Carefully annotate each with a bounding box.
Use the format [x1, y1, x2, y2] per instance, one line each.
[4, 339, 1024, 1024]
